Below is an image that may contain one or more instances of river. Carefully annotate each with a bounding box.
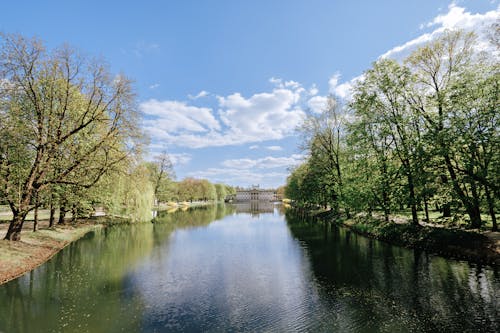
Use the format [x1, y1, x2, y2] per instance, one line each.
[0, 204, 498, 332]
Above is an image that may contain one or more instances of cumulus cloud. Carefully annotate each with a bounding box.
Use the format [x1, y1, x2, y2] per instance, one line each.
[187, 167, 289, 187]
[141, 99, 220, 133]
[218, 88, 305, 140]
[141, 81, 306, 148]
[381, 3, 499, 59]
[266, 145, 283, 151]
[330, 4, 499, 103]
[307, 95, 328, 113]
[308, 84, 319, 96]
[188, 90, 209, 99]
[249, 145, 259, 150]
[189, 154, 305, 186]
[169, 153, 192, 166]
[221, 154, 305, 169]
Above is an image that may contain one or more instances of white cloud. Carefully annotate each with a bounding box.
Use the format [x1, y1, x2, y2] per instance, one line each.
[218, 88, 305, 139]
[330, 4, 499, 103]
[188, 90, 209, 99]
[266, 145, 283, 151]
[328, 72, 356, 100]
[187, 167, 289, 188]
[308, 84, 319, 96]
[249, 145, 259, 150]
[141, 82, 306, 148]
[328, 73, 341, 91]
[188, 154, 306, 187]
[269, 77, 283, 86]
[149, 83, 160, 89]
[307, 95, 328, 114]
[141, 99, 220, 133]
[169, 153, 192, 166]
[221, 154, 305, 170]
[381, 4, 499, 59]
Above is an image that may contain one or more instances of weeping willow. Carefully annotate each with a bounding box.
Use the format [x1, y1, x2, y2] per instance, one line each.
[100, 164, 155, 222]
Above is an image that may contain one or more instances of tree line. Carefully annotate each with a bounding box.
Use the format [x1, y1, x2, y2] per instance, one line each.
[286, 30, 498, 231]
[146, 152, 235, 204]
[0, 34, 232, 241]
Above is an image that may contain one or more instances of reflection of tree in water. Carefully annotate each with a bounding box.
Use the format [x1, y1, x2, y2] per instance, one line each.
[154, 204, 235, 228]
[285, 211, 499, 332]
[0, 205, 236, 333]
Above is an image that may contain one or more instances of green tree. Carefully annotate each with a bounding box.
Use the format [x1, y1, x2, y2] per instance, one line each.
[351, 59, 425, 225]
[147, 151, 175, 204]
[299, 96, 348, 215]
[406, 30, 485, 228]
[0, 34, 142, 240]
[215, 183, 227, 201]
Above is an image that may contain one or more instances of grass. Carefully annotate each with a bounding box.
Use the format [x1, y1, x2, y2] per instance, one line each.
[390, 209, 496, 229]
[0, 223, 102, 285]
[337, 212, 498, 265]
[0, 209, 72, 222]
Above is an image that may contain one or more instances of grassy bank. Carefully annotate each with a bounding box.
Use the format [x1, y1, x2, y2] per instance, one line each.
[0, 223, 103, 285]
[312, 210, 499, 266]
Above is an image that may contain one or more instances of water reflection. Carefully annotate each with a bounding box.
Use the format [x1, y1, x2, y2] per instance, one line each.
[233, 201, 277, 215]
[0, 206, 497, 332]
[285, 212, 499, 332]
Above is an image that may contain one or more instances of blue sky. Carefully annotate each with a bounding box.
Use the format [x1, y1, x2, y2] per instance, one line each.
[1, 1, 498, 188]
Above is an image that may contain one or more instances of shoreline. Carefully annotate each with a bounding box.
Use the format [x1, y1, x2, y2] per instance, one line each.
[0, 203, 216, 286]
[0, 222, 104, 286]
[309, 209, 500, 266]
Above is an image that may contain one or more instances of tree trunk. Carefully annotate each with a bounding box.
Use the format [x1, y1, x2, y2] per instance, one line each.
[33, 193, 39, 232]
[58, 206, 67, 225]
[71, 205, 78, 224]
[424, 197, 430, 223]
[49, 202, 56, 228]
[466, 203, 482, 229]
[33, 208, 38, 232]
[442, 203, 451, 218]
[382, 191, 390, 223]
[407, 172, 419, 226]
[443, 154, 484, 228]
[4, 212, 28, 241]
[439, 174, 451, 217]
[484, 185, 497, 232]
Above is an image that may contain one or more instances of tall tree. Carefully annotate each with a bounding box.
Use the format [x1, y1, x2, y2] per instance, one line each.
[300, 96, 348, 215]
[351, 59, 424, 225]
[0, 34, 142, 240]
[406, 30, 484, 228]
[147, 151, 175, 204]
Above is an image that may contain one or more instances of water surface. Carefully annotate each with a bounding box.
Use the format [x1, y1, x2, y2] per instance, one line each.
[0, 204, 498, 332]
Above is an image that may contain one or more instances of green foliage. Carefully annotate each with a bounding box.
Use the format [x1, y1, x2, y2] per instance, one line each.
[0, 33, 144, 239]
[286, 29, 499, 231]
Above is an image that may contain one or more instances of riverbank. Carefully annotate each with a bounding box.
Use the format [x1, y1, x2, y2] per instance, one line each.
[311, 209, 499, 266]
[0, 221, 103, 285]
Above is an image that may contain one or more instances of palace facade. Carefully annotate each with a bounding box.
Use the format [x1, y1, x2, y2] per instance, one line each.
[235, 185, 278, 202]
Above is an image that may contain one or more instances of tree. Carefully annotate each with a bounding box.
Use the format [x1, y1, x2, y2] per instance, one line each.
[147, 151, 175, 204]
[446, 59, 499, 230]
[215, 183, 227, 201]
[0, 34, 142, 240]
[351, 59, 424, 225]
[299, 96, 348, 215]
[406, 30, 485, 228]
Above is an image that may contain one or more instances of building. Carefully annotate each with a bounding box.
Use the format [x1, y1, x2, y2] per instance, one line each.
[235, 185, 278, 202]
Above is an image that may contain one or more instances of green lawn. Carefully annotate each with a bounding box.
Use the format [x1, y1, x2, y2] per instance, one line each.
[391, 209, 496, 229]
[0, 209, 66, 222]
